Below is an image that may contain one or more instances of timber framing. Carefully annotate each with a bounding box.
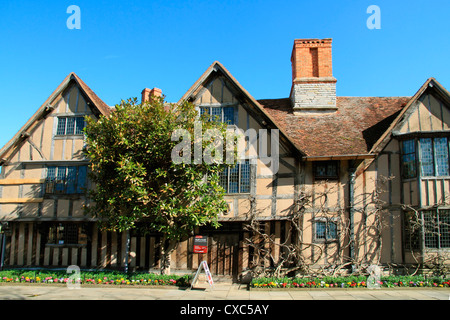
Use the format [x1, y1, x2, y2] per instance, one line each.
[1, 38, 449, 277]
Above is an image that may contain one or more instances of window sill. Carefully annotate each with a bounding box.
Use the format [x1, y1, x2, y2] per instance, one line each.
[314, 239, 338, 244]
[44, 194, 86, 199]
[314, 177, 339, 182]
[421, 176, 450, 180]
[54, 135, 84, 139]
[224, 193, 251, 196]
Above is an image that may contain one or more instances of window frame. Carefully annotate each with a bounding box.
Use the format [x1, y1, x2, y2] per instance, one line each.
[45, 165, 87, 195]
[400, 136, 450, 179]
[419, 137, 435, 176]
[219, 160, 251, 194]
[199, 105, 238, 126]
[423, 209, 450, 249]
[405, 209, 450, 250]
[401, 139, 417, 179]
[314, 218, 339, 243]
[313, 161, 339, 181]
[56, 116, 86, 136]
[45, 222, 90, 246]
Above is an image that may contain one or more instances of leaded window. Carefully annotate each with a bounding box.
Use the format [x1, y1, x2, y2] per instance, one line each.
[423, 209, 450, 249]
[219, 160, 250, 194]
[56, 117, 86, 136]
[314, 219, 338, 242]
[46, 223, 89, 245]
[401, 137, 450, 178]
[200, 106, 236, 125]
[405, 209, 450, 250]
[313, 161, 339, 180]
[45, 166, 87, 194]
[419, 138, 435, 176]
[434, 137, 449, 176]
[401, 139, 417, 179]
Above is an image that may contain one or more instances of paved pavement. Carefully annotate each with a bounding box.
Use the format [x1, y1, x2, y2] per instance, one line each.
[0, 283, 449, 300]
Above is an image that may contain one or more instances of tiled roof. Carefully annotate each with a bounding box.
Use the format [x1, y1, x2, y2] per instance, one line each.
[258, 96, 411, 157]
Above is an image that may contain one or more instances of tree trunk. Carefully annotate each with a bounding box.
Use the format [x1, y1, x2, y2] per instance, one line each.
[160, 237, 177, 275]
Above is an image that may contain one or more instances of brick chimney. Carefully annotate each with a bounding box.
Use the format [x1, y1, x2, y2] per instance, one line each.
[290, 38, 337, 114]
[141, 87, 162, 103]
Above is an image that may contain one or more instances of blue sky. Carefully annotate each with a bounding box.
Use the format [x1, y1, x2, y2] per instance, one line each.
[0, 0, 449, 148]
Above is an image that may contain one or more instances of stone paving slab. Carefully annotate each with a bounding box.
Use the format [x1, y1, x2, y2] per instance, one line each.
[0, 284, 449, 300]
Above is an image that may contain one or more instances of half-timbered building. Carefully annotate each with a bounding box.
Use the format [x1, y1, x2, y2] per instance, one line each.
[0, 38, 449, 279]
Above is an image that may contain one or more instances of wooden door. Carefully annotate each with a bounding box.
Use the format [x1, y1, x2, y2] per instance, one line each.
[207, 233, 240, 278]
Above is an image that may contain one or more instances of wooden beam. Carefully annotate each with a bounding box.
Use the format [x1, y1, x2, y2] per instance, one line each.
[0, 178, 45, 185]
[0, 198, 44, 204]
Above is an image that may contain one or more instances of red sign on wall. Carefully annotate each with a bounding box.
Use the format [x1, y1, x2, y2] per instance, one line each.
[193, 235, 208, 253]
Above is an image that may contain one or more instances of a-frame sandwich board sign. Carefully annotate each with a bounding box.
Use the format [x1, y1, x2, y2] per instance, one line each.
[190, 260, 214, 290]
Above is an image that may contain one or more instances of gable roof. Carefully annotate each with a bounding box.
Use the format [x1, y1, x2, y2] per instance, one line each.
[71, 73, 112, 117]
[369, 77, 450, 154]
[259, 96, 410, 158]
[0, 72, 111, 162]
[179, 61, 306, 158]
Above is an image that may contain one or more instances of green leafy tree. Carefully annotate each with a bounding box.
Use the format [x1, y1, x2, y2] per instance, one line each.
[84, 96, 236, 274]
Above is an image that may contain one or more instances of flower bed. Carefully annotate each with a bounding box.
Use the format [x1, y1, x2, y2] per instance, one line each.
[0, 269, 191, 287]
[251, 275, 450, 289]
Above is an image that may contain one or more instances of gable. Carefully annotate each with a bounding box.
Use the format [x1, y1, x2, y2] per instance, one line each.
[0, 73, 110, 164]
[396, 92, 450, 134]
[0, 74, 109, 221]
[192, 74, 239, 106]
[181, 61, 304, 160]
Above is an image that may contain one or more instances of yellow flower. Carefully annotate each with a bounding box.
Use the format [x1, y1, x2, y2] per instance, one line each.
[325, 284, 329, 287]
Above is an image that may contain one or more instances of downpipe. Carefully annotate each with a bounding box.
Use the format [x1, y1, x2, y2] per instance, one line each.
[348, 162, 356, 272]
[0, 223, 6, 271]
